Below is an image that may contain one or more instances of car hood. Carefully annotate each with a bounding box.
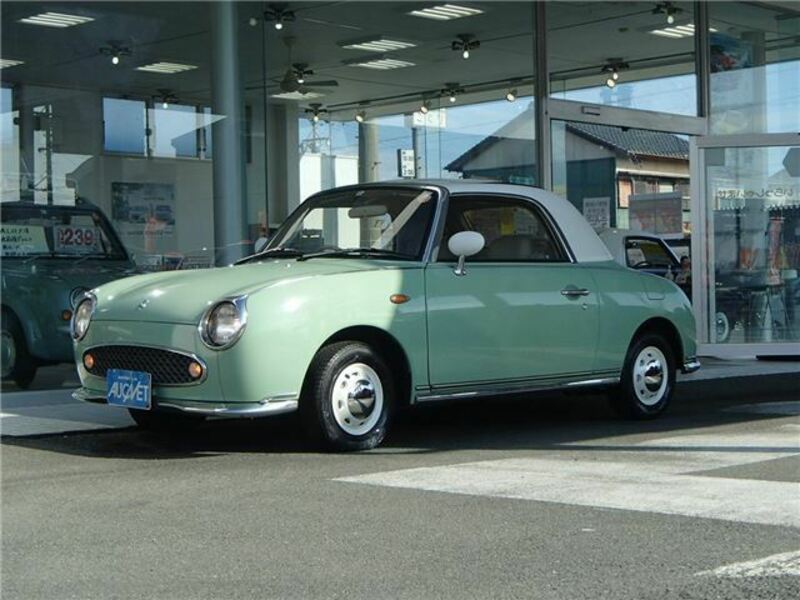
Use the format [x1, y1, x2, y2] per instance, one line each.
[93, 259, 411, 324]
[2, 259, 137, 295]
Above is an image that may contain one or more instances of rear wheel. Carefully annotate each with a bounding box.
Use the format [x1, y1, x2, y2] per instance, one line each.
[300, 341, 394, 451]
[1, 309, 37, 389]
[610, 333, 676, 419]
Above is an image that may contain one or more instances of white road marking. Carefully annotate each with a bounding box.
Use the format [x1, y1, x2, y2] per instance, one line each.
[337, 427, 800, 528]
[696, 550, 800, 578]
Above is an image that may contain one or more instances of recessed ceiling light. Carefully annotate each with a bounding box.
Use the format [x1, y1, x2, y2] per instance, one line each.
[19, 12, 94, 28]
[270, 91, 325, 100]
[340, 37, 417, 52]
[136, 62, 198, 74]
[345, 57, 416, 70]
[408, 4, 483, 21]
[649, 23, 716, 38]
[0, 59, 24, 69]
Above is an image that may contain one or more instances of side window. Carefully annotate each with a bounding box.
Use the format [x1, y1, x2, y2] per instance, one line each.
[625, 238, 675, 268]
[439, 196, 566, 263]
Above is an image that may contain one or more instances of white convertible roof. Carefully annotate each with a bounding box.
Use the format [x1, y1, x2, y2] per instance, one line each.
[382, 180, 614, 263]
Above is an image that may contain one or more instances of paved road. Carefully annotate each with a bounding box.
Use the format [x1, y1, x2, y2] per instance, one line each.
[2, 383, 799, 599]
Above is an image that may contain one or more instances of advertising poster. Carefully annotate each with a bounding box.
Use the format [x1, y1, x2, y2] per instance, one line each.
[582, 197, 610, 232]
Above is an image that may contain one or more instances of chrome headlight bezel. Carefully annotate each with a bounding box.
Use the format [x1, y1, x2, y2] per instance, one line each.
[71, 293, 96, 341]
[198, 296, 248, 350]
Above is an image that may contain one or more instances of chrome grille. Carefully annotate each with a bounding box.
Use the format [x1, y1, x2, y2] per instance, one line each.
[85, 345, 200, 385]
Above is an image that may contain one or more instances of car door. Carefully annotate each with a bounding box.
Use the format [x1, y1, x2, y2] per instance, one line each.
[425, 194, 600, 388]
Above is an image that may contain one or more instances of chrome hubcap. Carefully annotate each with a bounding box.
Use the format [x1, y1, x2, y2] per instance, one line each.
[1, 330, 15, 378]
[331, 362, 383, 436]
[633, 346, 668, 406]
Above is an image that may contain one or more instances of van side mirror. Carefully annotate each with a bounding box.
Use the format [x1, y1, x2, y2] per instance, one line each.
[447, 231, 485, 276]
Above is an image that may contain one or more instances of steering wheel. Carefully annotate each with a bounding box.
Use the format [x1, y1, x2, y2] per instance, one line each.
[631, 260, 652, 269]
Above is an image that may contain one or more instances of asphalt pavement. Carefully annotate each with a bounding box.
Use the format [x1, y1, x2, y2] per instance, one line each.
[1, 371, 799, 599]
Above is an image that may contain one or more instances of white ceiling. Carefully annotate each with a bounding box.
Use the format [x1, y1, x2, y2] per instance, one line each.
[1, 1, 797, 113]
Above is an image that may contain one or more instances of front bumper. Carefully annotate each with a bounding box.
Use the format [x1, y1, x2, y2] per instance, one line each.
[72, 387, 298, 418]
[681, 358, 701, 374]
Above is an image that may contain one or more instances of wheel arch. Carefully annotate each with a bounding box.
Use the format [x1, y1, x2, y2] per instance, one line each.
[310, 325, 413, 405]
[630, 317, 684, 366]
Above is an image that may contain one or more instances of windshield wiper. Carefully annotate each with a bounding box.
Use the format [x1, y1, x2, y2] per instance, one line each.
[296, 248, 412, 262]
[235, 247, 304, 265]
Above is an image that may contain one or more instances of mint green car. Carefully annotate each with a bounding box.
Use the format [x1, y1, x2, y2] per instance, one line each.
[72, 182, 699, 450]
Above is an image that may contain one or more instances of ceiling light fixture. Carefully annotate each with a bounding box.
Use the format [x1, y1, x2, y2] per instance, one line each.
[99, 43, 131, 66]
[0, 59, 24, 70]
[505, 88, 517, 102]
[355, 110, 367, 123]
[452, 34, 479, 59]
[306, 103, 327, 123]
[264, 4, 295, 30]
[344, 57, 416, 70]
[443, 83, 463, 104]
[652, 2, 681, 25]
[155, 89, 179, 110]
[419, 100, 431, 114]
[340, 37, 417, 52]
[408, 4, 484, 21]
[19, 12, 94, 28]
[649, 23, 716, 39]
[601, 59, 629, 88]
[136, 62, 198, 74]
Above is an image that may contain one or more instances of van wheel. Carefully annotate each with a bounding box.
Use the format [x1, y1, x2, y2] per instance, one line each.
[610, 333, 676, 419]
[1, 309, 37, 389]
[301, 341, 393, 451]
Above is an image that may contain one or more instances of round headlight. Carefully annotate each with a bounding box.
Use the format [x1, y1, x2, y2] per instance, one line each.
[201, 299, 246, 348]
[72, 296, 95, 341]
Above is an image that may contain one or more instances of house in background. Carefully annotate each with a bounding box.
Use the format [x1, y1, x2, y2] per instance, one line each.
[446, 115, 690, 232]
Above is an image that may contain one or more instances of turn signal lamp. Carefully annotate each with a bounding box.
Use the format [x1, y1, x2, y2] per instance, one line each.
[188, 361, 204, 379]
[83, 353, 95, 370]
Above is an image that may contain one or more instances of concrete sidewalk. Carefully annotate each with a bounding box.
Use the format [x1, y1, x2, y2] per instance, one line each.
[1, 358, 797, 438]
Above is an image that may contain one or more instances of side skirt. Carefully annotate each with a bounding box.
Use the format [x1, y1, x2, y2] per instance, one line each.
[413, 372, 620, 404]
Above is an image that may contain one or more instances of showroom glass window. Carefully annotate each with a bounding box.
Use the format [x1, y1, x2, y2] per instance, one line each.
[708, 2, 800, 134]
[548, 1, 697, 116]
[293, 2, 536, 201]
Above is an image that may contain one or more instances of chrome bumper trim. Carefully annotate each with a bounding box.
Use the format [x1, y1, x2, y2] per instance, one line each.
[681, 358, 701, 374]
[72, 388, 299, 417]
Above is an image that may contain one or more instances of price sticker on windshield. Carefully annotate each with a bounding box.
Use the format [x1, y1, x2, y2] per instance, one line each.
[54, 225, 100, 254]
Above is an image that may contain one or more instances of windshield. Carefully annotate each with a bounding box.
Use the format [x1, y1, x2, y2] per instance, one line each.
[267, 187, 437, 261]
[0, 204, 128, 260]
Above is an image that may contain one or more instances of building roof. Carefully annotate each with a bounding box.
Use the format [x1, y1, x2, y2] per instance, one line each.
[567, 122, 689, 160]
[446, 117, 689, 173]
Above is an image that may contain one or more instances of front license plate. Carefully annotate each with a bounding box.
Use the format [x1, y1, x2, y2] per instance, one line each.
[107, 369, 152, 410]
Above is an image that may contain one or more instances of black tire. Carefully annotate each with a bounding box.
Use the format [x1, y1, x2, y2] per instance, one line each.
[300, 341, 394, 452]
[127, 408, 204, 432]
[610, 332, 676, 419]
[1, 309, 37, 389]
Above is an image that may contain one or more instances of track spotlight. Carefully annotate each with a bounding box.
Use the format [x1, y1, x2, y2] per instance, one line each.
[602, 60, 628, 88]
[305, 103, 327, 123]
[505, 88, 517, 102]
[452, 34, 480, 60]
[443, 83, 463, 104]
[355, 110, 366, 123]
[420, 100, 430, 114]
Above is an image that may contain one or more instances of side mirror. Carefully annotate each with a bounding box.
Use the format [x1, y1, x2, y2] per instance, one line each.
[447, 231, 485, 276]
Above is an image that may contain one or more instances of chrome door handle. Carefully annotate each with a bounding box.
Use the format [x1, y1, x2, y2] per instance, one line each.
[561, 288, 590, 297]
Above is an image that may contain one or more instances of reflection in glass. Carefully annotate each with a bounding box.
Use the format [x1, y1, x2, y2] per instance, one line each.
[706, 146, 800, 344]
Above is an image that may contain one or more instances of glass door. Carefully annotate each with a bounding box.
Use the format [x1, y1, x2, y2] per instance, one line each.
[692, 135, 800, 356]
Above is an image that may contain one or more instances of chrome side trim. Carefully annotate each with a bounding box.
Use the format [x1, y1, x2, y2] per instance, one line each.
[415, 375, 620, 403]
[681, 358, 701, 374]
[72, 387, 299, 418]
[82, 343, 209, 387]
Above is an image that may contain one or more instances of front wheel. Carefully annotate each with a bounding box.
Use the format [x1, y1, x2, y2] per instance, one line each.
[610, 333, 676, 419]
[300, 341, 394, 451]
[1, 309, 37, 389]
